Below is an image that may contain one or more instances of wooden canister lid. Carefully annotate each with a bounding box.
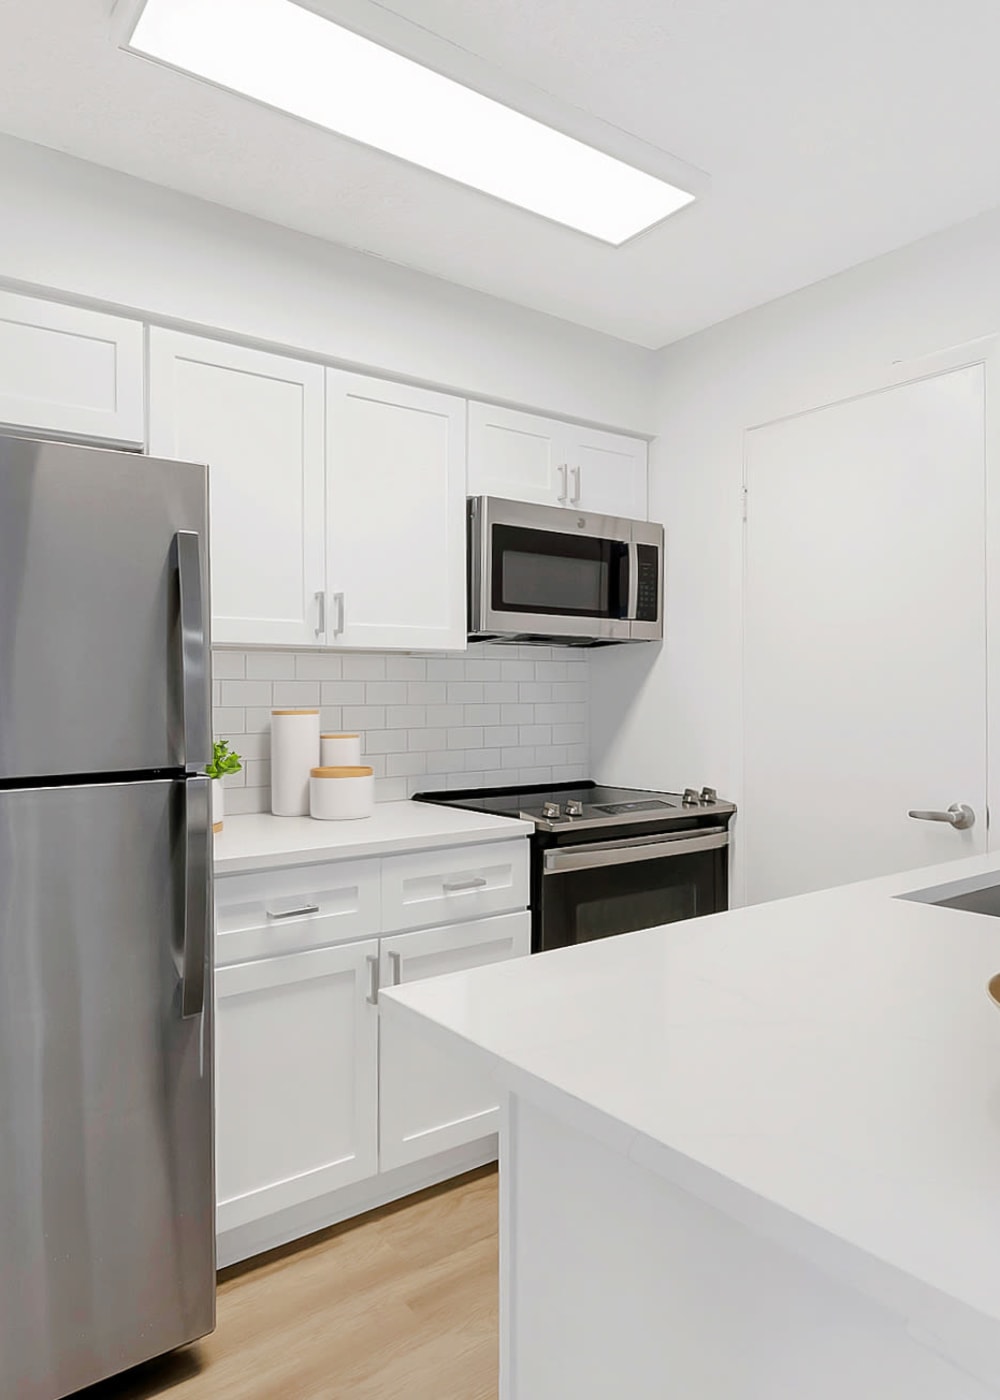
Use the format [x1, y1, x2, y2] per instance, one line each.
[320, 732, 360, 739]
[311, 765, 374, 778]
[272, 709, 319, 716]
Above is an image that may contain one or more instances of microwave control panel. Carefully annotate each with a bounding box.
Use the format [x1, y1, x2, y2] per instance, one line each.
[635, 545, 660, 621]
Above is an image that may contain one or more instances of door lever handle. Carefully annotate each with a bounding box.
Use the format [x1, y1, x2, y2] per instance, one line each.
[908, 803, 976, 830]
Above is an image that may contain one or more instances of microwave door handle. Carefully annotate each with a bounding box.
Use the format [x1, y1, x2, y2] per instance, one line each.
[626, 541, 639, 619]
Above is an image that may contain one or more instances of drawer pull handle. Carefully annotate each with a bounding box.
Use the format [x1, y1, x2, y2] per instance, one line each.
[266, 901, 320, 920]
[443, 876, 488, 893]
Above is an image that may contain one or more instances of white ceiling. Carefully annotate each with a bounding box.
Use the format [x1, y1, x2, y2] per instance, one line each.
[3, 0, 1000, 347]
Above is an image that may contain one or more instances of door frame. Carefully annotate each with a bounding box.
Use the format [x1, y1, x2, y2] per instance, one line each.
[737, 337, 1000, 907]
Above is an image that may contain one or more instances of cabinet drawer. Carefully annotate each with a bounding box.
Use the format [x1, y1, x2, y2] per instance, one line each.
[380, 839, 529, 933]
[215, 858, 380, 965]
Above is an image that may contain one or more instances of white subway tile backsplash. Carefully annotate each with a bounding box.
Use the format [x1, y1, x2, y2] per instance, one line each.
[408, 727, 450, 752]
[448, 727, 485, 750]
[446, 681, 484, 704]
[407, 681, 448, 705]
[343, 655, 386, 681]
[344, 705, 386, 730]
[426, 703, 464, 727]
[272, 680, 321, 707]
[212, 651, 246, 679]
[484, 682, 519, 703]
[212, 646, 590, 807]
[246, 651, 295, 679]
[321, 680, 366, 705]
[386, 657, 426, 680]
[365, 681, 409, 705]
[364, 730, 409, 754]
[213, 707, 245, 734]
[296, 653, 344, 680]
[220, 679, 272, 707]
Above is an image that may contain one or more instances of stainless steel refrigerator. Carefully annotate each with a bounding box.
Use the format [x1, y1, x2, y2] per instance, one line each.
[0, 435, 216, 1398]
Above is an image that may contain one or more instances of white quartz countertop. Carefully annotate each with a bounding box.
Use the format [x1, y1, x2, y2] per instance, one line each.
[214, 801, 533, 873]
[382, 849, 1000, 1385]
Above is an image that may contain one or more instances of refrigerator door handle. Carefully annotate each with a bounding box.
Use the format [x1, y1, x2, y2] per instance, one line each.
[181, 775, 211, 1019]
[173, 530, 210, 775]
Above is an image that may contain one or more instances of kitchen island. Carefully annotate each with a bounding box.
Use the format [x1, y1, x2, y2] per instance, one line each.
[380, 851, 1000, 1399]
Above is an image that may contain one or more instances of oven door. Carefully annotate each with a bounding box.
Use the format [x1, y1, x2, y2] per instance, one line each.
[470, 496, 632, 641]
[537, 829, 729, 953]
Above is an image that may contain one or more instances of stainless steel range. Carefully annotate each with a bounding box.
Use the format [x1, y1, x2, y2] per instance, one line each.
[415, 782, 735, 953]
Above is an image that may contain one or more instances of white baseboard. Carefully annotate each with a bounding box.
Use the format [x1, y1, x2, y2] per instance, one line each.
[216, 1135, 498, 1269]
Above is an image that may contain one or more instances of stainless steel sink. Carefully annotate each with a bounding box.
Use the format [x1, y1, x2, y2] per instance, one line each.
[899, 870, 1000, 918]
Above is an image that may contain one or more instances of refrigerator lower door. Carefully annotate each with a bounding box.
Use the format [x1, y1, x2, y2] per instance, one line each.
[0, 435, 211, 780]
[0, 778, 215, 1400]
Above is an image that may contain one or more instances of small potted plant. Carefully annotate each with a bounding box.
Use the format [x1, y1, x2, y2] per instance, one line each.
[206, 739, 242, 833]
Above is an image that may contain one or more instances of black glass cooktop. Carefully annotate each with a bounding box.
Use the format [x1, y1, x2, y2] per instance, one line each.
[415, 781, 683, 822]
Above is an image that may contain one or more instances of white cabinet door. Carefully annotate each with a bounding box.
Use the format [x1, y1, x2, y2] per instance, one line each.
[148, 330, 326, 647]
[0, 290, 144, 445]
[566, 425, 648, 519]
[379, 911, 530, 1170]
[325, 370, 466, 651]
[467, 401, 568, 506]
[468, 401, 649, 519]
[215, 940, 379, 1232]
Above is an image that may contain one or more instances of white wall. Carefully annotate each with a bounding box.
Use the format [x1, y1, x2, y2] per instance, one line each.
[0, 134, 655, 431]
[590, 200, 1000, 882]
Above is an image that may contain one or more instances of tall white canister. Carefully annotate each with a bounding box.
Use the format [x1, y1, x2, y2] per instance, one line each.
[270, 709, 320, 816]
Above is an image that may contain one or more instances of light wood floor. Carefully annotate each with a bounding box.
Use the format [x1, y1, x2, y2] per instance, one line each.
[77, 1166, 499, 1400]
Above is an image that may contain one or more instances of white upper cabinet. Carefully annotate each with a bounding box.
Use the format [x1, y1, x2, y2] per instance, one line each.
[565, 424, 648, 519]
[326, 370, 467, 652]
[468, 401, 648, 520]
[467, 402, 568, 506]
[148, 330, 326, 648]
[0, 290, 144, 445]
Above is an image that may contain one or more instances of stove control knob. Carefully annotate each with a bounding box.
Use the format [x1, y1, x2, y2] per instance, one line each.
[542, 801, 562, 820]
[565, 800, 584, 817]
[682, 788, 700, 806]
[700, 787, 718, 805]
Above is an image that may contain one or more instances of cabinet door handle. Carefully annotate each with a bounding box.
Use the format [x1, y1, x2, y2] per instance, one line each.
[571, 465, 582, 505]
[443, 875, 488, 892]
[266, 901, 320, 920]
[366, 953, 380, 1005]
[557, 464, 569, 504]
[388, 951, 402, 986]
[314, 591, 326, 638]
[332, 591, 346, 638]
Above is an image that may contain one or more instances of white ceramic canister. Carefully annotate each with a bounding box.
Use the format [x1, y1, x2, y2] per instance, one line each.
[310, 766, 375, 821]
[271, 709, 320, 816]
[320, 732, 362, 767]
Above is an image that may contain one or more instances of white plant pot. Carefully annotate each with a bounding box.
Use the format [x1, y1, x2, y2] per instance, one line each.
[212, 777, 225, 834]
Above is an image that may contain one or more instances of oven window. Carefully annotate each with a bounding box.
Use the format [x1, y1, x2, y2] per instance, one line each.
[492, 524, 627, 618]
[538, 846, 726, 953]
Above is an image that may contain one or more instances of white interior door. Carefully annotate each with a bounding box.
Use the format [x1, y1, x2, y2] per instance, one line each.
[744, 363, 988, 904]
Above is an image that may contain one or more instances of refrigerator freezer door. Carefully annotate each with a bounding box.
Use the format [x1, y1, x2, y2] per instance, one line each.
[0, 435, 211, 780]
[0, 778, 215, 1399]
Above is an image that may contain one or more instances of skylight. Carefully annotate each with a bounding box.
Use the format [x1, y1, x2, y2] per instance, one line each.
[126, 0, 695, 245]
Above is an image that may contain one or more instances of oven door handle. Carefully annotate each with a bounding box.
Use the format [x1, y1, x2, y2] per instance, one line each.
[543, 830, 729, 873]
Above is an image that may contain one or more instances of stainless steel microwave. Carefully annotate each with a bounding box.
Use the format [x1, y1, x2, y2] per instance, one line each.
[468, 496, 664, 645]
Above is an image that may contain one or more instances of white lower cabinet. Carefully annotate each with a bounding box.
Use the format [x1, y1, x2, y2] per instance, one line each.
[379, 911, 531, 1171]
[215, 939, 379, 1233]
[214, 835, 531, 1257]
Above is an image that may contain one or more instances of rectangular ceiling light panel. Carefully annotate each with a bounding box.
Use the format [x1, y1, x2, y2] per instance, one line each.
[127, 0, 694, 244]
